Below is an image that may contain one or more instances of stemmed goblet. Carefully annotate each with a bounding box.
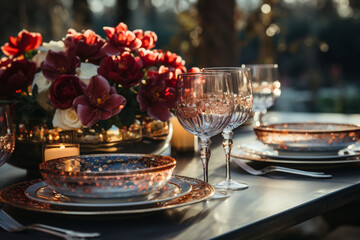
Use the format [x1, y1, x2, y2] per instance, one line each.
[175, 72, 234, 183]
[203, 67, 253, 190]
[0, 104, 15, 167]
[242, 64, 281, 126]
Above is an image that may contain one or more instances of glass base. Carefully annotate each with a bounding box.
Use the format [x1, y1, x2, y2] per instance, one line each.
[214, 179, 248, 191]
[209, 190, 232, 200]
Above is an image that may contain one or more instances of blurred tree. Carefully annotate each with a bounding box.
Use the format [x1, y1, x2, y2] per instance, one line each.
[72, 0, 92, 31]
[198, 0, 236, 67]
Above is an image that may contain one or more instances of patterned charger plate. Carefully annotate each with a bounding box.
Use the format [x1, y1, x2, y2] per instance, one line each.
[0, 175, 214, 215]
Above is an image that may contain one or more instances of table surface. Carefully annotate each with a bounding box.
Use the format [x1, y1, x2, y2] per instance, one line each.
[0, 112, 360, 240]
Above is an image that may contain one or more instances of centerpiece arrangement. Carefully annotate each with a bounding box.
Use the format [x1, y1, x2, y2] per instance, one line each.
[0, 22, 199, 171]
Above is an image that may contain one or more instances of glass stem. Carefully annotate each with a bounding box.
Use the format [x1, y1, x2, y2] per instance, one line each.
[222, 130, 234, 183]
[199, 137, 211, 183]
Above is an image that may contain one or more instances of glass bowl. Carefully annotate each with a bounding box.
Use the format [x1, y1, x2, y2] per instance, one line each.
[254, 122, 360, 152]
[39, 154, 176, 199]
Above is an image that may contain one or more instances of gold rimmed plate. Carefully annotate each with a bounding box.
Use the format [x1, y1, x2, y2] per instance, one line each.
[0, 176, 214, 215]
[231, 146, 360, 165]
[24, 177, 192, 209]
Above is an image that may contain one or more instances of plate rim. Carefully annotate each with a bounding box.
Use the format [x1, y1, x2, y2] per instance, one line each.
[240, 143, 360, 161]
[0, 176, 215, 215]
[24, 177, 192, 208]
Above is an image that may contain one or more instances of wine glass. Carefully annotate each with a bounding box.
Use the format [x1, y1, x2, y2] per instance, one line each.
[242, 64, 281, 126]
[0, 104, 15, 167]
[175, 72, 234, 183]
[203, 67, 253, 190]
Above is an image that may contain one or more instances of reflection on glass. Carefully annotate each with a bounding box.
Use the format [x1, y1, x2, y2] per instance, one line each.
[203, 67, 253, 190]
[175, 72, 234, 183]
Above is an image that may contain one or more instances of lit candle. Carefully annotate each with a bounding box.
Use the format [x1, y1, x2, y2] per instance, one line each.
[170, 116, 196, 152]
[43, 143, 80, 162]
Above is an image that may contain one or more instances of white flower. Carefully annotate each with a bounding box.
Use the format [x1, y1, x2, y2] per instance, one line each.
[40, 40, 65, 52]
[53, 108, 82, 130]
[32, 40, 65, 68]
[32, 72, 53, 111]
[76, 62, 99, 85]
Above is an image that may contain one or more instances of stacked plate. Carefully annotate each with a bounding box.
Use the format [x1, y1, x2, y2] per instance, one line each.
[0, 154, 214, 215]
[232, 123, 360, 165]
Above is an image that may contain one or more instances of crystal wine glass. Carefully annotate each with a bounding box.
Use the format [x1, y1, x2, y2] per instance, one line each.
[0, 104, 15, 167]
[203, 67, 253, 190]
[175, 72, 234, 183]
[242, 64, 281, 126]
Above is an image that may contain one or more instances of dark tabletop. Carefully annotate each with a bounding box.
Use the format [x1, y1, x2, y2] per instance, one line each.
[0, 112, 360, 240]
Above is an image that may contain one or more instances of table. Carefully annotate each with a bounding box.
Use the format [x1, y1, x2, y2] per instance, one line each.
[0, 112, 359, 240]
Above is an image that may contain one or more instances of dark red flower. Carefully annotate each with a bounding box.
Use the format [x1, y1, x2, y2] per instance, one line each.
[1, 30, 42, 57]
[102, 22, 142, 55]
[137, 48, 160, 67]
[41, 49, 81, 81]
[134, 30, 157, 49]
[0, 58, 36, 96]
[158, 50, 186, 72]
[137, 66, 175, 121]
[49, 75, 85, 109]
[73, 75, 126, 127]
[98, 52, 144, 88]
[64, 29, 105, 64]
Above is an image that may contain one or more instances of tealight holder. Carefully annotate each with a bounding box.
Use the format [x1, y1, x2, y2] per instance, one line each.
[43, 143, 80, 162]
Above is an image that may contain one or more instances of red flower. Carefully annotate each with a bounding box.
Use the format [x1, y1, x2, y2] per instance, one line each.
[134, 30, 157, 49]
[137, 48, 160, 67]
[98, 52, 144, 88]
[137, 66, 175, 121]
[73, 75, 126, 127]
[41, 49, 81, 81]
[64, 29, 105, 64]
[158, 50, 186, 72]
[188, 67, 201, 73]
[1, 30, 42, 57]
[0, 58, 36, 96]
[49, 75, 85, 109]
[102, 22, 142, 55]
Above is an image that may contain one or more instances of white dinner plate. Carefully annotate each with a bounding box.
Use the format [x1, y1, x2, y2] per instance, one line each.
[231, 142, 360, 165]
[238, 142, 360, 160]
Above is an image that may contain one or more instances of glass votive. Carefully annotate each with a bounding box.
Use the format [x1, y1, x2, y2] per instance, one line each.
[43, 143, 80, 162]
[170, 116, 197, 152]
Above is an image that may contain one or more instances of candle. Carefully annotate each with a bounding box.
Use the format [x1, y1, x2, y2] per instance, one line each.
[170, 116, 196, 152]
[43, 143, 80, 162]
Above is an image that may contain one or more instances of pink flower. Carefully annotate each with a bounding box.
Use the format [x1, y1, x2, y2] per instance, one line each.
[134, 30, 157, 49]
[41, 49, 81, 81]
[73, 75, 126, 127]
[102, 22, 142, 55]
[64, 29, 105, 64]
[137, 66, 175, 121]
[1, 30, 42, 57]
[97, 52, 144, 88]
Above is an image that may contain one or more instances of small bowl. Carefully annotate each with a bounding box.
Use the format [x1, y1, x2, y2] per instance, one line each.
[39, 154, 176, 199]
[254, 122, 360, 152]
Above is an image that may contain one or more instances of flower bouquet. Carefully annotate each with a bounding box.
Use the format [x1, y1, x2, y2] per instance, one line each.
[0, 22, 199, 171]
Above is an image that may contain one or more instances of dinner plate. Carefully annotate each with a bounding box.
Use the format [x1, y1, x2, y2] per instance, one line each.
[0, 175, 214, 215]
[25, 177, 192, 209]
[231, 147, 360, 165]
[238, 142, 360, 161]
